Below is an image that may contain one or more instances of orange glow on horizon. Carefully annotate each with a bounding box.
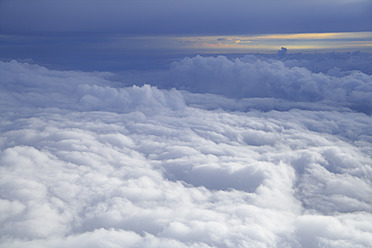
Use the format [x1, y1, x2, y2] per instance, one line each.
[176, 32, 372, 52]
[114, 32, 372, 53]
[253, 32, 370, 40]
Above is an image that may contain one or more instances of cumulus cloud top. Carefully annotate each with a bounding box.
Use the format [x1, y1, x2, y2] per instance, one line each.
[0, 60, 185, 115]
[168, 55, 372, 113]
[1, 59, 372, 247]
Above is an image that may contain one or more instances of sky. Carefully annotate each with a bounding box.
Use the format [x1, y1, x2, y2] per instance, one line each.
[1, 0, 372, 71]
[1, 1, 372, 248]
[1, 0, 372, 35]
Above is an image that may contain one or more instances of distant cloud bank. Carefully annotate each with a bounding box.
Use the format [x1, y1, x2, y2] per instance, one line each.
[167, 54, 372, 113]
[1, 57, 372, 247]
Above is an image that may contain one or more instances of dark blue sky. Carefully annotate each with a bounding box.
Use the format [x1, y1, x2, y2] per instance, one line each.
[1, 0, 372, 35]
[1, 0, 372, 71]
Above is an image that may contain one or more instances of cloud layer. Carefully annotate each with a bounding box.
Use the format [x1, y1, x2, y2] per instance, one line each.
[1, 59, 372, 247]
[167, 55, 372, 113]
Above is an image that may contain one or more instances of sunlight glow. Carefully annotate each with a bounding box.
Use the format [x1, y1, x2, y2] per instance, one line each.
[176, 32, 372, 52]
[106, 32, 372, 54]
[255, 32, 372, 40]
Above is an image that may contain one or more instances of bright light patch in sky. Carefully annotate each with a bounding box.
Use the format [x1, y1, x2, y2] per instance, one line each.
[98, 32, 372, 55]
[175, 32, 372, 52]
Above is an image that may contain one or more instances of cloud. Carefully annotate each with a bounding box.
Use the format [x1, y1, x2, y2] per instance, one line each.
[0, 60, 185, 115]
[1, 59, 372, 247]
[281, 51, 372, 75]
[167, 54, 372, 113]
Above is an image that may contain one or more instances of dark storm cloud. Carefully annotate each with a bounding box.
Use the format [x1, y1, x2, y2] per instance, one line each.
[1, 0, 371, 35]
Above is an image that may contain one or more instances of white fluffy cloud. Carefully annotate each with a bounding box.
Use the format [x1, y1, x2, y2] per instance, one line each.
[280, 51, 372, 75]
[0, 59, 372, 247]
[167, 55, 372, 113]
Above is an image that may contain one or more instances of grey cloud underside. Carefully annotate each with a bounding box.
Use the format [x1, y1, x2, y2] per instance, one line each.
[1, 59, 372, 247]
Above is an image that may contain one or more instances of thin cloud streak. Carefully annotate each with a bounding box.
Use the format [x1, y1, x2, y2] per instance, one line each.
[255, 32, 372, 40]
